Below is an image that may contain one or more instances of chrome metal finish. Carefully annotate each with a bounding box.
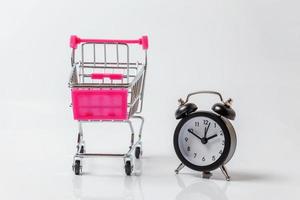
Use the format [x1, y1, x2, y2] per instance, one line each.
[69, 39, 147, 175]
[82, 61, 142, 66]
[178, 98, 185, 106]
[76, 153, 125, 157]
[126, 44, 130, 83]
[116, 44, 119, 68]
[127, 120, 135, 147]
[136, 51, 147, 113]
[220, 165, 230, 181]
[131, 115, 144, 139]
[184, 91, 224, 104]
[224, 98, 233, 107]
[175, 163, 185, 174]
[104, 43, 107, 68]
[78, 122, 83, 135]
[81, 44, 85, 83]
[70, 83, 129, 88]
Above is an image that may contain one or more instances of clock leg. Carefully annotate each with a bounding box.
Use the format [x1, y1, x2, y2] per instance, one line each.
[220, 165, 230, 181]
[175, 163, 185, 174]
[202, 171, 212, 179]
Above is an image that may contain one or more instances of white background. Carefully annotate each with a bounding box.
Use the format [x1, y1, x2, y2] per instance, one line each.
[1, 0, 300, 199]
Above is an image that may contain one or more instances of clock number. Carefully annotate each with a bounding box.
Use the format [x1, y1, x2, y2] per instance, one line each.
[185, 137, 188, 142]
[194, 153, 197, 158]
[220, 131, 223, 136]
[212, 156, 216, 161]
[187, 146, 191, 152]
[214, 123, 216, 128]
[219, 150, 223, 154]
[195, 122, 200, 127]
[202, 157, 205, 161]
[203, 120, 209, 125]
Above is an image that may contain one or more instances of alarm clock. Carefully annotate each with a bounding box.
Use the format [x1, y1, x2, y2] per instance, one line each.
[173, 91, 237, 181]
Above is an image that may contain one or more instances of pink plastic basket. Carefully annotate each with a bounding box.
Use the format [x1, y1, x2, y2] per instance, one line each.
[72, 89, 128, 120]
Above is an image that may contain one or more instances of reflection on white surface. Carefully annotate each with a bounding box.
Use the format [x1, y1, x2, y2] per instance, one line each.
[71, 157, 233, 200]
[72, 159, 144, 200]
[73, 177, 144, 200]
[175, 175, 228, 200]
[68, 156, 292, 200]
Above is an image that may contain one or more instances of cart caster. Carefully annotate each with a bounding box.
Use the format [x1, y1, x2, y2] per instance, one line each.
[79, 146, 85, 154]
[135, 146, 142, 159]
[77, 140, 85, 154]
[124, 160, 133, 176]
[73, 160, 82, 175]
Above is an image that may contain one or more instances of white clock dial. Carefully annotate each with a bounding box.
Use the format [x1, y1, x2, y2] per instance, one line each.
[178, 116, 225, 166]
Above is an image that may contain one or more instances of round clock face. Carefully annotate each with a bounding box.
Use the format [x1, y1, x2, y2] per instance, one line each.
[179, 116, 224, 166]
[174, 112, 232, 171]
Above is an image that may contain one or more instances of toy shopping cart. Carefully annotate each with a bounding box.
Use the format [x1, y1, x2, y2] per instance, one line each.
[68, 35, 148, 175]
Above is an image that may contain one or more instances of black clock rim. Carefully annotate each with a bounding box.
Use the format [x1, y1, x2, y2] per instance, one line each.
[173, 111, 231, 172]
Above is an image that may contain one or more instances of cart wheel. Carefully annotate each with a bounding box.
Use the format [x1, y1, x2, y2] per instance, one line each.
[74, 160, 81, 175]
[125, 161, 133, 176]
[135, 146, 142, 159]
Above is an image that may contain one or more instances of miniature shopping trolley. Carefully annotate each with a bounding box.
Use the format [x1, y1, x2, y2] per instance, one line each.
[68, 35, 148, 175]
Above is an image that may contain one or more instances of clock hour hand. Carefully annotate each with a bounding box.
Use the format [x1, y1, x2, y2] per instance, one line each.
[187, 128, 203, 141]
[206, 134, 218, 141]
[188, 129, 209, 144]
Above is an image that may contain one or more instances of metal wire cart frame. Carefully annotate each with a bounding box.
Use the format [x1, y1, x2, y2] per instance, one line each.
[68, 35, 148, 175]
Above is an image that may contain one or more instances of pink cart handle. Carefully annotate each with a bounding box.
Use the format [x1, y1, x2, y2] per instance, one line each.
[70, 35, 148, 50]
[91, 73, 124, 80]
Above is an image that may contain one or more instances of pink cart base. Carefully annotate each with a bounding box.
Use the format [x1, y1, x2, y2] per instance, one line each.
[71, 88, 128, 120]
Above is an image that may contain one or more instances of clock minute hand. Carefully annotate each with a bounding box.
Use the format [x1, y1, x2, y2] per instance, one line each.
[206, 134, 218, 141]
[188, 129, 203, 142]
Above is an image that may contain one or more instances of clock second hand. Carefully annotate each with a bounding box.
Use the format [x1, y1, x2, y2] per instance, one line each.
[204, 122, 211, 139]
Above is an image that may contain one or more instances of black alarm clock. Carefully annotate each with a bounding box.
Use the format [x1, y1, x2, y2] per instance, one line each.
[173, 91, 237, 181]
